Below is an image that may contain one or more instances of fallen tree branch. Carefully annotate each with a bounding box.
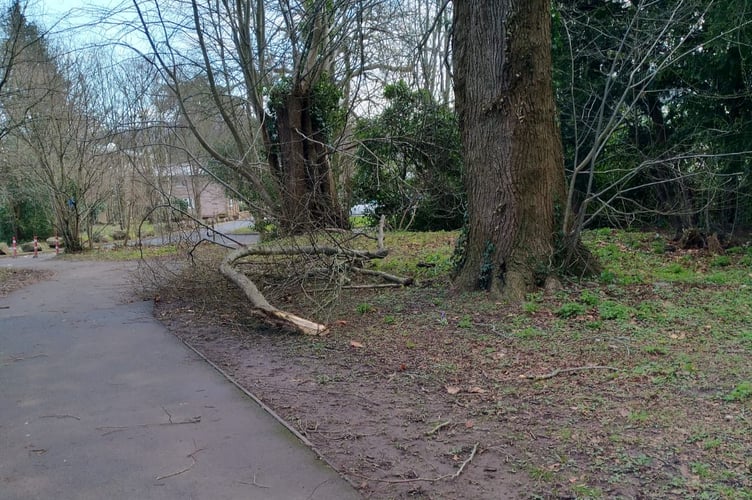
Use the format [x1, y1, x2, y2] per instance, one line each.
[523, 365, 620, 380]
[219, 241, 410, 335]
[351, 266, 413, 286]
[220, 246, 328, 335]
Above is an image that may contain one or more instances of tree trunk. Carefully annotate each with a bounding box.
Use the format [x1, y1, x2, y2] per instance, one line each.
[453, 0, 583, 299]
[273, 85, 349, 234]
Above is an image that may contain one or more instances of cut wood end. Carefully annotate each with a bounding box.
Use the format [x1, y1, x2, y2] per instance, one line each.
[269, 309, 329, 336]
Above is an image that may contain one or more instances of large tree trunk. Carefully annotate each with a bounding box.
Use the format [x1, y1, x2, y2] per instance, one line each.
[273, 84, 349, 234]
[452, 0, 578, 299]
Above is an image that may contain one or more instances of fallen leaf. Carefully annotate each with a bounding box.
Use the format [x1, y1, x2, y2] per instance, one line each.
[445, 385, 461, 395]
[468, 386, 487, 394]
[465, 420, 474, 428]
[335, 320, 348, 326]
[350, 340, 364, 348]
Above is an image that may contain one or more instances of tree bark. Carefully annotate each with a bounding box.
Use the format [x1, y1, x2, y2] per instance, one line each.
[273, 84, 349, 233]
[452, 0, 576, 299]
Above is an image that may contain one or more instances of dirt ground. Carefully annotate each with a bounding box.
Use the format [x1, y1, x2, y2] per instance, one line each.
[155, 295, 532, 499]
[0, 267, 53, 297]
[145, 238, 752, 500]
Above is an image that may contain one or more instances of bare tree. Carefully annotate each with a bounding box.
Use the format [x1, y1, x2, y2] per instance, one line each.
[111, 0, 399, 234]
[6, 42, 119, 251]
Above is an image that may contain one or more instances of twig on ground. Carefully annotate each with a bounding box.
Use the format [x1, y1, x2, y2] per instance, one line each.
[237, 473, 270, 489]
[9, 353, 49, 362]
[96, 415, 201, 436]
[352, 442, 480, 484]
[425, 420, 452, 436]
[523, 365, 620, 380]
[39, 414, 81, 421]
[449, 442, 479, 479]
[155, 440, 204, 481]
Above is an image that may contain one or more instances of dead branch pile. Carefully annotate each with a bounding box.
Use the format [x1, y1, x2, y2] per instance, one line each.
[219, 223, 412, 335]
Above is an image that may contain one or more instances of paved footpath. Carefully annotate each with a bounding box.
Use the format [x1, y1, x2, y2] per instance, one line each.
[0, 254, 358, 500]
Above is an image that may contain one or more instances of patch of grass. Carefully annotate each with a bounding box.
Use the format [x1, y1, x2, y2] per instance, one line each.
[370, 231, 456, 281]
[710, 255, 731, 267]
[702, 437, 723, 450]
[628, 410, 650, 423]
[643, 345, 668, 356]
[515, 327, 545, 339]
[356, 302, 375, 314]
[457, 315, 473, 328]
[724, 381, 752, 402]
[598, 300, 632, 320]
[571, 483, 602, 498]
[227, 224, 256, 235]
[556, 302, 585, 319]
[690, 462, 711, 479]
[61, 245, 179, 261]
[651, 239, 666, 254]
[522, 301, 540, 314]
[579, 290, 601, 306]
[740, 331, 752, 350]
[599, 269, 617, 284]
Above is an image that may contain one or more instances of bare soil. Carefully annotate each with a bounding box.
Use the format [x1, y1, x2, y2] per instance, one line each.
[154, 292, 531, 499]
[0, 267, 53, 297]
[145, 236, 752, 499]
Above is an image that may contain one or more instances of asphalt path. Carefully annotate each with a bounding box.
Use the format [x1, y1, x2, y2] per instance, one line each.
[138, 220, 260, 248]
[0, 255, 358, 499]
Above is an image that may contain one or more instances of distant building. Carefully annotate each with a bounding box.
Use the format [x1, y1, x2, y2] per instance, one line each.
[168, 167, 240, 221]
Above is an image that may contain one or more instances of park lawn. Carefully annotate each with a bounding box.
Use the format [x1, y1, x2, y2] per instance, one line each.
[314, 228, 752, 498]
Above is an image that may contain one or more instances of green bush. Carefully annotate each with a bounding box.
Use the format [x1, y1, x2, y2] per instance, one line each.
[0, 199, 53, 243]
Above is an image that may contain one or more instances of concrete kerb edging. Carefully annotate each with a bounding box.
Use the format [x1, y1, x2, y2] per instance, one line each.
[176, 337, 362, 493]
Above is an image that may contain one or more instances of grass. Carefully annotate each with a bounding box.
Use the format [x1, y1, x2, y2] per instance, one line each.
[60, 244, 179, 261]
[320, 227, 752, 498]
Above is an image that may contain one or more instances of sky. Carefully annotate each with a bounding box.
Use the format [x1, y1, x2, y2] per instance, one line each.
[29, 0, 148, 57]
[34, 0, 121, 32]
